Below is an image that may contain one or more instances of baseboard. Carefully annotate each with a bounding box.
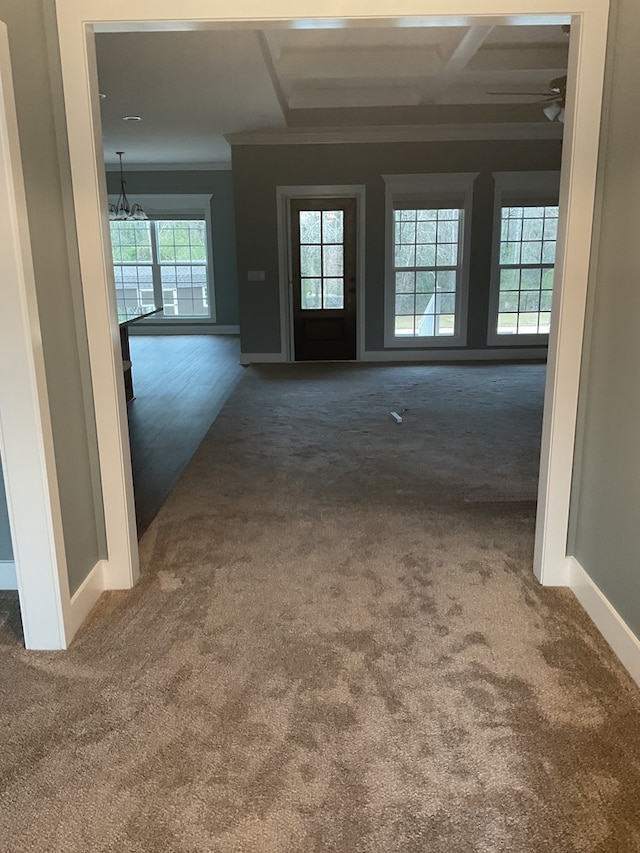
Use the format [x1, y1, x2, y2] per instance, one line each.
[362, 347, 548, 363]
[568, 556, 640, 689]
[0, 559, 17, 590]
[536, 554, 572, 588]
[240, 348, 547, 366]
[129, 324, 239, 336]
[240, 352, 287, 365]
[66, 559, 106, 641]
[210, 326, 240, 335]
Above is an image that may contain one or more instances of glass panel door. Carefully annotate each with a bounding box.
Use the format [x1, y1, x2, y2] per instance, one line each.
[291, 198, 357, 361]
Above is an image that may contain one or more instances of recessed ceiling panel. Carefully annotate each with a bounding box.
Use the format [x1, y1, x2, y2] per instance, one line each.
[96, 22, 568, 167]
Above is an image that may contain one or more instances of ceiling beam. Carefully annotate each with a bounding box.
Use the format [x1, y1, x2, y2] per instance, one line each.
[275, 46, 442, 80]
[470, 45, 569, 72]
[424, 25, 495, 104]
[288, 86, 422, 109]
[256, 30, 291, 122]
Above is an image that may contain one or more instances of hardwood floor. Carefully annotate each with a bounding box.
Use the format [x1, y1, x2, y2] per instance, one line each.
[126, 334, 244, 536]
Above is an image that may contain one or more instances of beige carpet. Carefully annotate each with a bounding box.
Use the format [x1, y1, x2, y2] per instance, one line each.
[1, 363, 639, 852]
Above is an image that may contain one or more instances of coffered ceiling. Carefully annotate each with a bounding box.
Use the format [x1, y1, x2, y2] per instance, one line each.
[95, 21, 569, 169]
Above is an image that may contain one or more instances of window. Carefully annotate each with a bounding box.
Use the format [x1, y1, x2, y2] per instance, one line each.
[393, 208, 460, 338]
[489, 172, 560, 344]
[155, 220, 209, 316]
[299, 209, 345, 309]
[497, 205, 558, 335]
[384, 174, 475, 347]
[110, 221, 154, 314]
[111, 218, 210, 318]
[107, 194, 214, 321]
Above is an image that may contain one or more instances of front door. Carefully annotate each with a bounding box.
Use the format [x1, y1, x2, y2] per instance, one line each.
[291, 198, 357, 361]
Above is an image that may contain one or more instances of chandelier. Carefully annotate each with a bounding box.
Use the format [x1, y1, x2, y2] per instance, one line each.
[108, 151, 147, 221]
[543, 102, 565, 123]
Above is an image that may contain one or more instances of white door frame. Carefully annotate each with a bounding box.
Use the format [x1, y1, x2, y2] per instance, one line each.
[276, 185, 366, 362]
[0, 22, 70, 649]
[55, 0, 609, 591]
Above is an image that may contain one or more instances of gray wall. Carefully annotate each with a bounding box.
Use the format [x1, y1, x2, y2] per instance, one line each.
[106, 170, 239, 328]
[0, 1, 104, 595]
[569, 0, 640, 638]
[0, 459, 12, 562]
[231, 140, 562, 355]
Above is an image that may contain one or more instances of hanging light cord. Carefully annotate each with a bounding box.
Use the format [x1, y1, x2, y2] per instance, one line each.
[108, 152, 147, 221]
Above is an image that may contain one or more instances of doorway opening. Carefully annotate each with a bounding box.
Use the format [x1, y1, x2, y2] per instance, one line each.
[277, 186, 366, 362]
[54, 2, 609, 639]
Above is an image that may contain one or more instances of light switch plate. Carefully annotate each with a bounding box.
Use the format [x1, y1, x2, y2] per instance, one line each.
[247, 270, 266, 282]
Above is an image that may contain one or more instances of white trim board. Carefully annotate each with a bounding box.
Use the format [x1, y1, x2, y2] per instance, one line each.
[0, 560, 17, 590]
[66, 559, 105, 641]
[107, 193, 212, 213]
[239, 348, 546, 364]
[275, 184, 367, 363]
[533, 11, 608, 587]
[0, 23, 72, 648]
[362, 347, 547, 362]
[55, 0, 610, 621]
[569, 557, 640, 689]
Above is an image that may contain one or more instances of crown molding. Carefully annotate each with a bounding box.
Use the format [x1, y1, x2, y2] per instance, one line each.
[104, 161, 231, 172]
[101, 126, 563, 172]
[227, 122, 563, 146]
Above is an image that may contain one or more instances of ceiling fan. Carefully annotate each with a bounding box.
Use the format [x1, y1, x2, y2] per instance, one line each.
[488, 75, 567, 122]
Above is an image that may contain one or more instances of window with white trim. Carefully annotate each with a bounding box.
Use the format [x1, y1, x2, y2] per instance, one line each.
[108, 194, 214, 321]
[489, 172, 560, 344]
[111, 218, 210, 318]
[393, 208, 460, 337]
[384, 174, 475, 347]
[497, 205, 558, 335]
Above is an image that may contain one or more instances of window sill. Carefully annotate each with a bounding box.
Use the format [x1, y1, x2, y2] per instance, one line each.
[384, 334, 467, 348]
